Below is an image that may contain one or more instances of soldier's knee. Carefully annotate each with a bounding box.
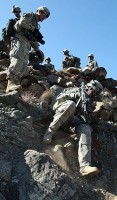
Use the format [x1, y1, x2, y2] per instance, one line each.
[67, 101, 76, 113]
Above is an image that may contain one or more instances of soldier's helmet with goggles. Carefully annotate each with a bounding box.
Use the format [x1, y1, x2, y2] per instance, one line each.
[85, 80, 103, 95]
[37, 6, 50, 18]
[12, 5, 21, 13]
[45, 57, 51, 62]
[88, 53, 94, 58]
[63, 49, 69, 54]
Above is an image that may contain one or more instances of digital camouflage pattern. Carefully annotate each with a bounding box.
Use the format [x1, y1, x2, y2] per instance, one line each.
[7, 12, 40, 81]
[44, 86, 93, 167]
[87, 59, 98, 70]
[62, 50, 81, 69]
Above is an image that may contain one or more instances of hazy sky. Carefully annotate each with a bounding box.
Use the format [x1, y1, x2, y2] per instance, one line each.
[0, 0, 117, 80]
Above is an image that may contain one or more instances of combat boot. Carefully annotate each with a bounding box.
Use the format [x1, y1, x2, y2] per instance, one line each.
[80, 166, 100, 177]
[43, 129, 53, 144]
[6, 79, 21, 93]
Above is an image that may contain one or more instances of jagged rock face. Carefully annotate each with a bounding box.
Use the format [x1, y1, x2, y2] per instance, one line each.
[24, 150, 79, 200]
[0, 45, 117, 199]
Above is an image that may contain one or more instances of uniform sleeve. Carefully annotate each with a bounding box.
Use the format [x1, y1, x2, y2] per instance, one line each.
[57, 87, 80, 102]
[17, 13, 35, 32]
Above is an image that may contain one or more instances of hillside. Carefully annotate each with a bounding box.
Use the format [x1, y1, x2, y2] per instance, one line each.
[0, 51, 117, 200]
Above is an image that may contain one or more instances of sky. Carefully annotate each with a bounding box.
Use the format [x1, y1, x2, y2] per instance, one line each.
[0, 0, 117, 80]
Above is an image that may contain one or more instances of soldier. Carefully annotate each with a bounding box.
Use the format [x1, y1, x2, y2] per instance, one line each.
[86, 53, 98, 70]
[62, 49, 81, 69]
[82, 54, 98, 75]
[3, 6, 21, 43]
[6, 6, 50, 93]
[12, 5, 21, 19]
[43, 80, 103, 176]
[0, 6, 21, 54]
[44, 57, 55, 70]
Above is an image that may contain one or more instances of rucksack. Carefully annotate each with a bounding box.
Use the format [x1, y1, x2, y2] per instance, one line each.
[73, 56, 81, 68]
[2, 18, 16, 45]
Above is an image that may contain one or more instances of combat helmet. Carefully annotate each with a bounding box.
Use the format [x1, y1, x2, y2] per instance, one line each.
[12, 5, 21, 13]
[85, 80, 103, 95]
[63, 49, 69, 54]
[37, 6, 50, 18]
[45, 57, 51, 62]
[88, 53, 94, 58]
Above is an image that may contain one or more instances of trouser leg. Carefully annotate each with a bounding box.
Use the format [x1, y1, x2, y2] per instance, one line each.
[7, 37, 30, 80]
[6, 38, 30, 93]
[43, 100, 76, 144]
[76, 123, 92, 167]
[49, 100, 76, 133]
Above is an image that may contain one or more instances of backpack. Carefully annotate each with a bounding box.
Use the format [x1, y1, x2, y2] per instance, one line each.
[73, 56, 81, 68]
[2, 19, 16, 44]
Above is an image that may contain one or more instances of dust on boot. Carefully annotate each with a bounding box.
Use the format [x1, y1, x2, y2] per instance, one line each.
[6, 78, 21, 93]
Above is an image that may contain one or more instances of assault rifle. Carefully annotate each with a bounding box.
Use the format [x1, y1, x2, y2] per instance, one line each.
[76, 82, 94, 123]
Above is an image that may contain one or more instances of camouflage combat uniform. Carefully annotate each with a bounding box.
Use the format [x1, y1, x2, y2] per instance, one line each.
[62, 55, 81, 69]
[87, 59, 98, 70]
[45, 87, 92, 168]
[7, 12, 39, 81]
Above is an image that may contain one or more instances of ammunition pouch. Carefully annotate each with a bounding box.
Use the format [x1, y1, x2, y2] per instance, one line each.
[23, 29, 35, 41]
